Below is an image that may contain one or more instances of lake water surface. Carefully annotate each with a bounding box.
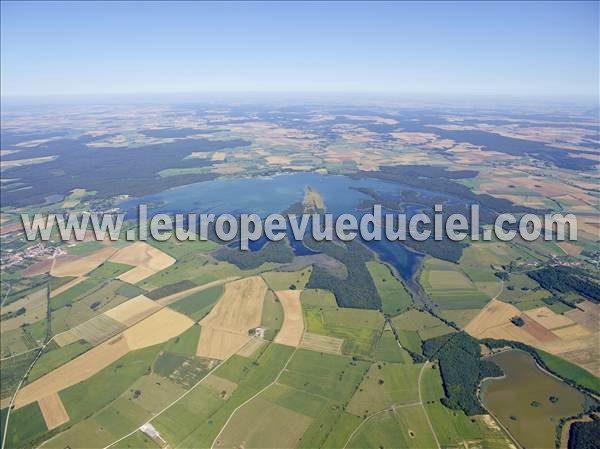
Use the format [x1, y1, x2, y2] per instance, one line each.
[481, 349, 585, 449]
[121, 173, 446, 280]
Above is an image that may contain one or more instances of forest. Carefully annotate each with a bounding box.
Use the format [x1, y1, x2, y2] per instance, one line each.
[304, 236, 382, 309]
[213, 239, 294, 270]
[568, 419, 600, 449]
[528, 266, 600, 302]
[422, 332, 503, 415]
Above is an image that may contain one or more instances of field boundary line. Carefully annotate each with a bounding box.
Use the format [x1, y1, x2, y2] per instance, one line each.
[417, 360, 441, 449]
[0, 280, 12, 307]
[0, 346, 42, 361]
[342, 407, 392, 449]
[42, 277, 242, 449]
[156, 276, 240, 306]
[102, 275, 266, 449]
[1, 284, 55, 449]
[209, 346, 298, 449]
[101, 355, 231, 449]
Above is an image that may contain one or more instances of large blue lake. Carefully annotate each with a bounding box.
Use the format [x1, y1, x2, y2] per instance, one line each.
[121, 173, 443, 281]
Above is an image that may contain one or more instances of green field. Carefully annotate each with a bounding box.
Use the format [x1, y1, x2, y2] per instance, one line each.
[346, 362, 422, 417]
[391, 309, 454, 341]
[60, 344, 163, 423]
[217, 349, 365, 449]
[1, 327, 41, 357]
[146, 237, 218, 259]
[50, 279, 136, 334]
[347, 406, 437, 449]
[154, 351, 212, 389]
[48, 371, 187, 449]
[420, 257, 492, 310]
[138, 254, 241, 290]
[296, 399, 345, 449]
[498, 273, 553, 310]
[3, 401, 47, 449]
[112, 430, 160, 448]
[168, 285, 224, 321]
[420, 363, 512, 449]
[372, 328, 413, 363]
[0, 350, 37, 402]
[151, 382, 225, 446]
[536, 349, 600, 394]
[28, 339, 92, 381]
[459, 241, 519, 276]
[261, 290, 284, 340]
[395, 328, 423, 355]
[145, 280, 196, 300]
[66, 240, 105, 256]
[279, 349, 369, 403]
[303, 298, 384, 356]
[300, 288, 338, 307]
[366, 261, 412, 315]
[439, 308, 480, 328]
[321, 412, 363, 449]
[262, 268, 311, 291]
[154, 343, 294, 448]
[216, 389, 314, 449]
[162, 324, 201, 357]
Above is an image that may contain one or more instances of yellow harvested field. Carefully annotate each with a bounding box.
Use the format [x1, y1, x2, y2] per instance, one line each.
[197, 328, 252, 360]
[110, 241, 175, 269]
[299, 332, 343, 355]
[545, 336, 600, 375]
[566, 301, 600, 332]
[552, 324, 592, 340]
[104, 295, 161, 326]
[464, 299, 521, 336]
[557, 241, 583, 256]
[15, 309, 192, 408]
[15, 336, 130, 408]
[49, 276, 88, 298]
[211, 151, 226, 161]
[123, 307, 194, 350]
[53, 331, 81, 347]
[200, 277, 267, 332]
[467, 301, 599, 375]
[524, 307, 575, 330]
[236, 337, 266, 358]
[118, 266, 156, 284]
[273, 290, 304, 347]
[475, 322, 543, 347]
[428, 270, 473, 289]
[50, 246, 116, 277]
[38, 393, 69, 430]
[197, 276, 267, 360]
[110, 242, 175, 284]
[266, 155, 292, 165]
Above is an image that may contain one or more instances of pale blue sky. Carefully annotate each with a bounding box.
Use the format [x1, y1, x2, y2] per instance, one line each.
[1, 1, 598, 99]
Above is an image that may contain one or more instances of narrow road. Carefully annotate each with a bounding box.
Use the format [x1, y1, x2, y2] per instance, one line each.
[102, 355, 230, 449]
[417, 361, 441, 449]
[210, 346, 298, 449]
[1, 284, 54, 449]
